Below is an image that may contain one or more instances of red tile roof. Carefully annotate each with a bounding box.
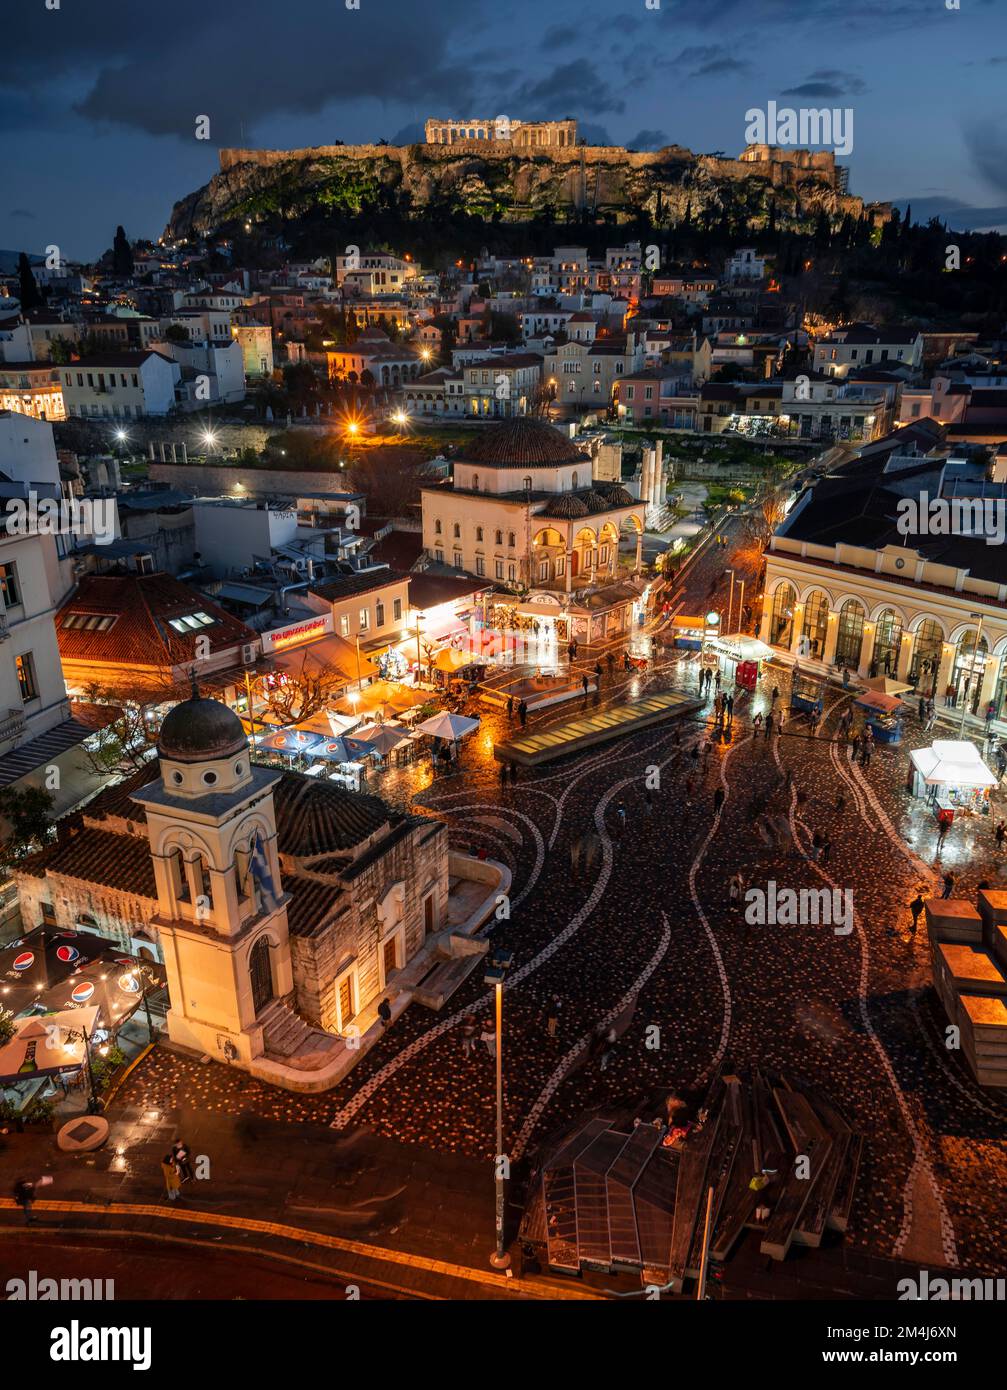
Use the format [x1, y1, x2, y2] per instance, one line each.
[56, 573, 256, 669]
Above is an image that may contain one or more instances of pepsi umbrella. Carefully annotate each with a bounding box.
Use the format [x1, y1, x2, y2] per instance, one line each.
[257, 728, 324, 756]
[343, 736, 378, 760]
[309, 737, 357, 763]
[0, 926, 105, 994]
[354, 724, 409, 756]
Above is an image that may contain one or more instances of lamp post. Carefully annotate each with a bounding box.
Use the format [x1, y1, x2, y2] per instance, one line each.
[489, 977, 510, 1269]
[959, 613, 985, 738]
[726, 570, 735, 634]
[66, 1021, 104, 1113]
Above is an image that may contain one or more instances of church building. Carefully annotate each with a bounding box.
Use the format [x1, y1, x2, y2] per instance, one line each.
[16, 690, 451, 1090]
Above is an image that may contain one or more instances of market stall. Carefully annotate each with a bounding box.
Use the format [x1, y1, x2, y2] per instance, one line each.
[855, 689, 905, 745]
[908, 739, 998, 819]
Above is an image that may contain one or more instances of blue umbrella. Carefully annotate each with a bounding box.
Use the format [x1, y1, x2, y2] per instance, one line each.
[310, 737, 356, 763]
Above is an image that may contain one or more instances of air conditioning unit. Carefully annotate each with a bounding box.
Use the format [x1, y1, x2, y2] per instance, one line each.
[241, 643, 257, 665]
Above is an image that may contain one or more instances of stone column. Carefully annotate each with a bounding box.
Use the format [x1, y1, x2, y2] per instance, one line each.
[896, 630, 915, 683]
[634, 530, 643, 573]
[979, 652, 1001, 716]
[936, 642, 955, 704]
[789, 603, 805, 655]
[823, 611, 839, 666]
[565, 550, 573, 593]
[857, 621, 875, 678]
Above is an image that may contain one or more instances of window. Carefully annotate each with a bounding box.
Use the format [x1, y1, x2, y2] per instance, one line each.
[522, 477, 532, 492]
[339, 613, 350, 637]
[15, 652, 38, 702]
[453, 550, 463, 567]
[453, 522, 461, 538]
[508, 563, 516, 582]
[393, 598, 402, 621]
[62, 612, 117, 631]
[0, 563, 21, 608]
[435, 519, 442, 535]
[476, 526, 483, 542]
[508, 531, 516, 547]
[495, 560, 504, 579]
[434, 548, 444, 564]
[495, 529, 503, 545]
[168, 611, 215, 634]
[376, 601, 385, 627]
[476, 557, 486, 576]
[359, 608, 370, 631]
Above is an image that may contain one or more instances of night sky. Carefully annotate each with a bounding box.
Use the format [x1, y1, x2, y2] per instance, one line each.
[4, 0, 1006, 260]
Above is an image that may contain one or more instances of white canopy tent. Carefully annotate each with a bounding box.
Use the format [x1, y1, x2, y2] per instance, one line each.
[909, 740, 998, 788]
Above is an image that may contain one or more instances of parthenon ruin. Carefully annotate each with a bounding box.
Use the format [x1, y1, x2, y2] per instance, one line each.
[424, 117, 578, 147]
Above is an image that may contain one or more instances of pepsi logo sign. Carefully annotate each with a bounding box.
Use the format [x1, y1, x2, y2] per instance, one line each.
[70, 982, 95, 1004]
[118, 973, 141, 995]
[12, 951, 34, 972]
[56, 945, 80, 963]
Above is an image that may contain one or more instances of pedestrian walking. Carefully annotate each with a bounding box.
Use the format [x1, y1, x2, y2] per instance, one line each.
[995, 819, 1006, 850]
[12, 1178, 37, 1225]
[765, 713, 774, 739]
[161, 1154, 182, 1202]
[607, 651, 615, 675]
[941, 870, 955, 898]
[644, 787, 654, 816]
[507, 695, 514, 718]
[518, 699, 528, 728]
[937, 819, 950, 853]
[728, 872, 744, 908]
[771, 686, 779, 706]
[820, 834, 832, 866]
[546, 997, 562, 1038]
[811, 830, 823, 862]
[614, 801, 627, 837]
[461, 1014, 477, 1059]
[715, 669, 722, 690]
[684, 773, 696, 802]
[480, 1019, 497, 1058]
[581, 674, 590, 697]
[835, 793, 845, 814]
[377, 997, 392, 1028]
[909, 893, 925, 934]
[594, 661, 602, 685]
[713, 787, 725, 814]
[171, 1139, 194, 1183]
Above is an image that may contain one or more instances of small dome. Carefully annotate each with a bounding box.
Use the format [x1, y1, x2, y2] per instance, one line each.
[583, 490, 614, 513]
[458, 417, 590, 467]
[157, 695, 247, 765]
[594, 484, 635, 506]
[544, 494, 590, 518]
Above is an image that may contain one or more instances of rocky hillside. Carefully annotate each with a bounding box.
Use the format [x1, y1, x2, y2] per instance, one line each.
[167, 142, 883, 241]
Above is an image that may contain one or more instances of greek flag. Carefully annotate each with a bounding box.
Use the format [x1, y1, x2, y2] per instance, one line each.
[250, 832, 278, 912]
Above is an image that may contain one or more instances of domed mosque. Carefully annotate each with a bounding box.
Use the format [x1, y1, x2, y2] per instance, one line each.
[421, 416, 660, 646]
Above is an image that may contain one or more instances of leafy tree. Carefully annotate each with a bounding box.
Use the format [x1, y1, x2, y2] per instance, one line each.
[17, 253, 42, 311]
[112, 225, 134, 277]
[164, 324, 189, 344]
[0, 784, 55, 868]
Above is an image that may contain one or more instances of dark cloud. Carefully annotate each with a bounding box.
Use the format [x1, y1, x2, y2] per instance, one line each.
[0, 0, 476, 145]
[540, 24, 579, 49]
[892, 194, 1007, 232]
[627, 129, 670, 149]
[579, 123, 614, 146]
[674, 45, 753, 79]
[963, 116, 1007, 197]
[509, 60, 625, 117]
[782, 69, 867, 97]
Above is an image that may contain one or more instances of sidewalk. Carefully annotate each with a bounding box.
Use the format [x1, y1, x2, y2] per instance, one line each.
[0, 1100, 597, 1300]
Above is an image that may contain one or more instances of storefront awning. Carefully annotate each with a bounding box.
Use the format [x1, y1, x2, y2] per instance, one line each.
[270, 634, 379, 685]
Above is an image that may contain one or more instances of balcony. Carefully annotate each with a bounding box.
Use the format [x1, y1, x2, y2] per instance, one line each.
[0, 707, 25, 747]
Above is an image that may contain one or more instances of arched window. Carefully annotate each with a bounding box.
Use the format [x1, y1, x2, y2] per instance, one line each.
[452, 522, 460, 539]
[476, 526, 483, 542]
[800, 590, 830, 659]
[249, 936, 274, 1014]
[508, 531, 516, 547]
[909, 618, 943, 685]
[495, 530, 503, 545]
[191, 853, 213, 917]
[835, 599, 865, 668]
[954, 629, 989, 712]
[434, 519, 442, 535]
[234, 843, 254, 909]
[871, 608, 903, 676]
[572, 471, 579, 489]
[167, 847, 190, 904]
[769, 582, 796, 647]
